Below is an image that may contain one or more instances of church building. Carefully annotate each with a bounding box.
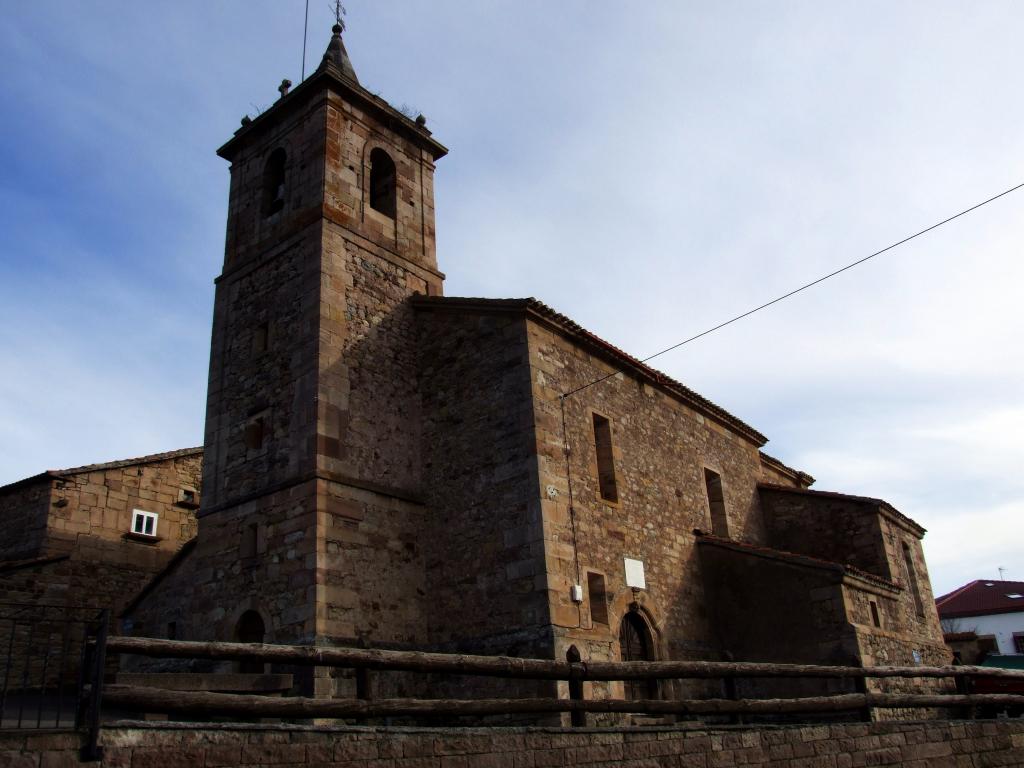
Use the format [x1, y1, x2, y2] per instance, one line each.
[1, 18, 949, 708]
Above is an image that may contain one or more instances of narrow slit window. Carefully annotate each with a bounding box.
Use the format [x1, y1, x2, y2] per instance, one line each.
[592, 413, 618, 502]
[253, 322, 269, 354]
[902, 542, 925, 617]
[369, 148, 397, 218]
[869, 600, 881, 628]
[131, 509, 158, 537]
[587, 572, 609, 625]
[240, 523, 259, 559]
[261, 148, 287, 218]
[245, 417, 266, 450]
[704, 468, 728, 537]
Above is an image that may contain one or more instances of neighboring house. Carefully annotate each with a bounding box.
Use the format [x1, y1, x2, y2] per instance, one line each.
[0, 448, 202, 615]
[936, 579, 1024, 658]
[114, 20, 950, 717]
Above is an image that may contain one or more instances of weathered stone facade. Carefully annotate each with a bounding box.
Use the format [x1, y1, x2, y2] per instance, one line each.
[0, 449, 201, 616]
[105, 20, 952, 716]
[5, 720, 1024, 768]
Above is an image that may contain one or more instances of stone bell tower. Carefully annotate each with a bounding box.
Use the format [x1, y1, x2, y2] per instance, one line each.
[190, 20, 448, 649]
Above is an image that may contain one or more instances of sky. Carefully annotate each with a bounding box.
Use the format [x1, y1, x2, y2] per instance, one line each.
[0, 2, 1021, 597]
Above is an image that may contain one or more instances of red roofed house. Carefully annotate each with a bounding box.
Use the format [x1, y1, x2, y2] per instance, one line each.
[936, 580, 1024, 659]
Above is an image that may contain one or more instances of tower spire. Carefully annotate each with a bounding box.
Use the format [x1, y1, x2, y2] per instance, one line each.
[321, 3, 358, 83]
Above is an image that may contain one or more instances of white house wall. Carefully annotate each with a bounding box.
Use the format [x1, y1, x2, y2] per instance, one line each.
[954, 610, 1024, 654]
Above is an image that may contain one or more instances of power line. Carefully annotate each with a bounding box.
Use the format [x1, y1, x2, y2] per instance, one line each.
[560, 181, 1024, 400]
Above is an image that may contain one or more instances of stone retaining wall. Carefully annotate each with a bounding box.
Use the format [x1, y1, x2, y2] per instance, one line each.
[3, 720, 1023, 767]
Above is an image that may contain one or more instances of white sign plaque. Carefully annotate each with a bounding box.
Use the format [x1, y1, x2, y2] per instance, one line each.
[624, 558, 646, 589]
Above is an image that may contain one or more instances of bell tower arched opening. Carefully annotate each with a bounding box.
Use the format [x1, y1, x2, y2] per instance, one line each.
[261, 148, 286, 218]
[369, 147, 397, 218]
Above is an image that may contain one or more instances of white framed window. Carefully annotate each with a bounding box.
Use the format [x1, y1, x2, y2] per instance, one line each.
[131, 509, 159, 537]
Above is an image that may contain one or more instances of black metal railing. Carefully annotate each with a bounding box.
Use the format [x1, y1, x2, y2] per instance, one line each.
[0, 603, 108, 743]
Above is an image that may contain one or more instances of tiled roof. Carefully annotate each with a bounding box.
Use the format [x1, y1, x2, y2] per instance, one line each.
[757, 482, 926, 536]
[696, 534, 901, 592]
[412, 296, 768, 446]
[0, 447, 203, 495]
[53, 447, 203, 476]
[759, 451, 815, 487]
[935, 580, 1024, 619]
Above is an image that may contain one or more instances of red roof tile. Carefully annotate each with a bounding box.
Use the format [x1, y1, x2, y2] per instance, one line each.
[935, 580, 1024, 619]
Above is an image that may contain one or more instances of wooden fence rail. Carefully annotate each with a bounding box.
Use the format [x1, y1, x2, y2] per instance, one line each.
[94, 636, 1024, 727]
[102, 686, 1024, 720]
[104, 636, 1024, 683]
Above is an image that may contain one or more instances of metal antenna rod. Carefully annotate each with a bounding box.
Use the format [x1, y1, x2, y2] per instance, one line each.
[301, 0, 310, 81]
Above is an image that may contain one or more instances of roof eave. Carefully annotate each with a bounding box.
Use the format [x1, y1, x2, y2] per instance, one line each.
[411, 296, 767, 446]
[758, 483, 927, 536]
[217, 65, 448, 162]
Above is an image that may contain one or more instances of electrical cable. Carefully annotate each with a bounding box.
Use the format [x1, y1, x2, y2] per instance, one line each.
[559, 181, 1024, 400]
[552, 180, 1023, 617]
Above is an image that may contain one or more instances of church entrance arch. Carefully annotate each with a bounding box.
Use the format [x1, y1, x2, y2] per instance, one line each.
[235, 610, 266, 674]
[619, 611, 658, 700]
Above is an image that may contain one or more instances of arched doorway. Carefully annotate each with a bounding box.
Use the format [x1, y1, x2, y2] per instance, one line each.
[235, 610, 266, 674]
[619, 611, 658, 700]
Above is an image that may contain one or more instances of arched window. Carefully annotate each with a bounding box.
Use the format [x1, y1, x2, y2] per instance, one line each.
[369, 148, 397, 218]
[619, 612, 658, 700]
[261, 148, 287, 218]
[235, 610, 266, 673]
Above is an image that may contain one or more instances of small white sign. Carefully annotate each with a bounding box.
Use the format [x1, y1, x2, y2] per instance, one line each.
[624, 558, 646, 589]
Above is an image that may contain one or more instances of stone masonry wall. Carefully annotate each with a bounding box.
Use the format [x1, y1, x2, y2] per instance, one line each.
[0, 481, 50, 561]
[0, 452, 201, 565]
[525, 314, 800, 679]
[6, 720, 1024, 768]
[202, 228, 322, 510]
[699, 540, 859, 701]
[311, 87, 444, 652]
[127, 480, 319, 648]
[845, 516, 952, 719]
[416, 308, 551, 658]
[877, 515, 945, 644]
[47, 455, 201, 556]
[321, 90, 440, 276]
[759, 489, 890, 580]
[699, 543, 856, 664]
[0, 554, 174, 687]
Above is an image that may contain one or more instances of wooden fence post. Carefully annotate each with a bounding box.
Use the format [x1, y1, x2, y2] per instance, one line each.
[952, 660, 975, 720]
[355, 668, 372, 701]
[851, 656, 871, 722]
[721, 652, 744, 725]
[567, 646, 586, 728]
